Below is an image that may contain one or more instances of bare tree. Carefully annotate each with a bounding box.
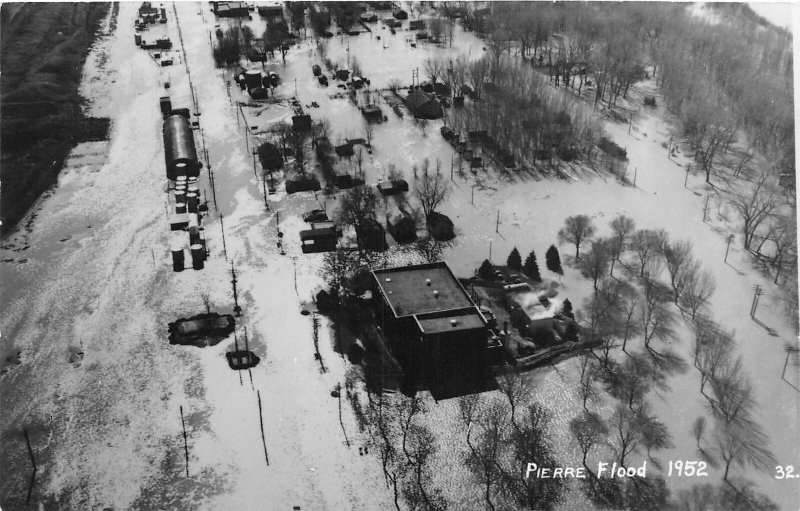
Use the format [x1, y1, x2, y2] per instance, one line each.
[609, 215, 636, 276]
[485, 31, 511, 78]
[630, 229, 665, 278]
[558, 215, 597, 259]
[663, 239, 697, 303]
[680, 268, 716, 320]
[508, 403, 565, 510]
[458, 393, 483, 455]
[609, 403, 670, 467]
[730, 174, 779, 251]
[363, 120, 375, 148]
[353, 145, 365, 177]
[466, 400, 509, 511]
[570, 410, 608, 475]
[467, 56, 490, 98]
[335, 186, 378, 255]
[498, 371, 527, 431]
[579, 238, 611, 293]
[451, 54, 469, 93]
[424, 57, 445, 85]
[640, 285, 676, 352]
[578, 356, 600, 411]
[413, 162, 450, 219]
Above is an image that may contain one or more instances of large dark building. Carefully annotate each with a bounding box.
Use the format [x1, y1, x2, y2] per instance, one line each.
[372, 261, 497, 397]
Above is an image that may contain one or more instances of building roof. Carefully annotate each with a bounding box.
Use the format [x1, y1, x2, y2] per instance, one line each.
[415, 307, 487, 334]
[510, 291, 557, 321]
[373, 262, 475, 318]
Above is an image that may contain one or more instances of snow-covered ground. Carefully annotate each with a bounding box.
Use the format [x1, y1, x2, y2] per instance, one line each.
[1, 2, 797, 510]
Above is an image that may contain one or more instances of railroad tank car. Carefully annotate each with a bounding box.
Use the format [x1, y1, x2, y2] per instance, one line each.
[163, 114, 199, 179]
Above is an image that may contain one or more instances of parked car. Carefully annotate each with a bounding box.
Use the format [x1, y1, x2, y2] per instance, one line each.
[302, 209, 329, 223]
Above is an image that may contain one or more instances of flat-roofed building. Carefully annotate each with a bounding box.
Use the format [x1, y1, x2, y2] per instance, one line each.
[372, 261, 496, 397]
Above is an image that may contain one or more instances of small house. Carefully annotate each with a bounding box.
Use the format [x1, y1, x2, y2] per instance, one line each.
[300, 225, 339, 253]
[377, 179, 409, 196]
[405, 89, 443, 119]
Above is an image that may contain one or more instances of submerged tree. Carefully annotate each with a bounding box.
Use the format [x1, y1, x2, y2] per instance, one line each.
[413, 162, 450, 219]
[558, 215, 596, 259]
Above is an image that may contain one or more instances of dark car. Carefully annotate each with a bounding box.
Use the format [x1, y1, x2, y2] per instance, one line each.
[302, 209, 329, 223]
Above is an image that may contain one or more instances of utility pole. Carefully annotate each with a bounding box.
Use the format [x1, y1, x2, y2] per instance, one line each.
[633, 167, 637, 187]
[450, 154, 454, 181]
[262, 174, 270, 210]
[180, 406, 190, 478]
[231, 261, 241, 316]
[252, 152, 257, 178]
[724, 234, 734, 263]
[291, 256, 298, 295]
[219, 213, 228, 260]
[703, 195, 710, 222]
[489, 240, 493, 261]
[750, 284, 763, 318]
[495, 210, 500, 233]
[684, 164, 690, 188]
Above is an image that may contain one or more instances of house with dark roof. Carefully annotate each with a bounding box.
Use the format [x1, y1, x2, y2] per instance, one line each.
[405, 89, 443, 119]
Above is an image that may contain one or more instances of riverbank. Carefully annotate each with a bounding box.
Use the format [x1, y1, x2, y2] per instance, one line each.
[0, 2, 113, 235]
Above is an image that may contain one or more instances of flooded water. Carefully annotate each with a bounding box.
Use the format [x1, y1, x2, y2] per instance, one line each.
[1, 2, 797, 510]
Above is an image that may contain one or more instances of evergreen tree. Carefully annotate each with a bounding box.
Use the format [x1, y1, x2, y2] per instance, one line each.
[478, 259, 494, 280]
[562, 298, 574, 319]
[507, 247, 522, 271]
[523, 251, 541, 282]
[546, 245, 563, 275]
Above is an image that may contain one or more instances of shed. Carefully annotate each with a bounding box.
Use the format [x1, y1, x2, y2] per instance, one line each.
[292, 114, 312, 131]
[335, 142, 355, 157]
[377, 179, 409, 196]
[257, 142, 283, 172]
[300, 226, 339, 253]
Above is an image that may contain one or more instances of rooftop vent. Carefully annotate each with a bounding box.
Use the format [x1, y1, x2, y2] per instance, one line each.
[385, 277, 392, 282]
[450, 319, 458, 327]
[433, 290, 439, 297]
[426, 278, 431, 286]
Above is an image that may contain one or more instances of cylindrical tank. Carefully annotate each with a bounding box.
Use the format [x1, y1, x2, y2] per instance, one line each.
[244, 70, 262, 91]
[187, 213, 199, 234]
[135, 32, 143, 46]
[190, 244, 205, 270]
[174, 189, 186, 204]
[187, 192, 199, 213]
[176, 202, 187, 214]
[187, 184, 199, 194]
[176, 175, 187, 184]
[172, 248, 185, 271]
[189, 231, 201, 245]
[163, 114, 199, 180]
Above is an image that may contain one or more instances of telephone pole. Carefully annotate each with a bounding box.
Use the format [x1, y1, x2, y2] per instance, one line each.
[231, 262, 242, 316]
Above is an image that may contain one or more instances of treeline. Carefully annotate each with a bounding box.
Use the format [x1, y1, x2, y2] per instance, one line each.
[555, 212, 780, 510]
[455, 2, 793, 182]
[0, 2, 112, 233]
[444, 55, 605, 169]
